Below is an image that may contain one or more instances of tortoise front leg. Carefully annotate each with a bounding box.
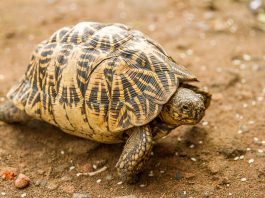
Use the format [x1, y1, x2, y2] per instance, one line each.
[0, 101, 30, 123]
[116, 125, 153, 183]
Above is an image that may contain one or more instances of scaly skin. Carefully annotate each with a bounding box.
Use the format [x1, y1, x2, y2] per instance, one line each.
[0, 101, 30, 123]
[116, 125, 153, 183]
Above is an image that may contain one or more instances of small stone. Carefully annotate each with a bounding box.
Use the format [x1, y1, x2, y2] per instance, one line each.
[96, 179, 101, 184]
[117, 181, 123, 185]
[253, 137, 259, 142]
[139, 184, 146, 188]
[148, 171, 154, 177]
[239, 155, 244, 160]
[248, 159, 254, 164]
[21, 193, 27, 198]
[234, 156, 239, 160]
[69, 166, 75, 171]
[241, 177, 247, 182]
[72, 193, 89, 198]
[202, 121, 208, 126]
[238, 125, 249, 134]
[14, 174, 30, 189]
[1, 192, 6, 195]
[258, 149, 264, 153]
[243, 54, 251, 61]
[46, 181, 58, 190]
[191, 157, 197, 162]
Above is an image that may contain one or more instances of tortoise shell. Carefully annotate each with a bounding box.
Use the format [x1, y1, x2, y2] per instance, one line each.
[7, 22, 197, 143]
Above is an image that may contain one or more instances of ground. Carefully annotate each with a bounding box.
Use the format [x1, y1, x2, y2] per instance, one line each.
[0, 0, 265, 197]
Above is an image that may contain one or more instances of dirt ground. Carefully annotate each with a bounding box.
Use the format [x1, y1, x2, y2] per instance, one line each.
[0, 0, 265, 197]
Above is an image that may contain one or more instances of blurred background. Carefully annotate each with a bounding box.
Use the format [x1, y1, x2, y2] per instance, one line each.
[0, 0, 265, 197]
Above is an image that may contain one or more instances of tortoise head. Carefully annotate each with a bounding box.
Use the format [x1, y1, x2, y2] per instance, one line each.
[159, 86, 211, 126]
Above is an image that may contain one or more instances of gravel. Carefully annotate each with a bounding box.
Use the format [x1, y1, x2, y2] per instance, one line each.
[14, 174, 30, 189]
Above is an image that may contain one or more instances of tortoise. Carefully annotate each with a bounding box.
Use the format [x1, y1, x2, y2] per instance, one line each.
[0, 22, 211, 183]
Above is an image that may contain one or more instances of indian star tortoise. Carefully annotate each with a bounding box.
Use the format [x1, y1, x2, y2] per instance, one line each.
[0, 22, 211, 183]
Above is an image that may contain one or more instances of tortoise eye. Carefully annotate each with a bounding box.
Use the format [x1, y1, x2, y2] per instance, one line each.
[182, 105, 189, 111]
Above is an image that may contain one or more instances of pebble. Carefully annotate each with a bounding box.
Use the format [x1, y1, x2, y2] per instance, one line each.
[69, 166, 75, 171]
[72, 193, 89, 198]
[257, 96, 264, 102]
[240, 177, 247, 182]
[139, 184, 146, 188]
[243, 54, 251, 61]
[248, 159, 254, 165]
[14, 174, 30, 189]
[258, 149, 264, 153]
[96, 179, 101, 184]
[202, 121, 208, 126]
[46, 181, 58, 190]
[191, 157, 197, 162]
[160, 170, 165, 174]
[238, 125, 249, 134]
[232, 59, 241, 65]
[117, 181, 123, 185]
[1, 192, 6, 196]
[21, 193, 26, 198]
[148, 171, 154, 177]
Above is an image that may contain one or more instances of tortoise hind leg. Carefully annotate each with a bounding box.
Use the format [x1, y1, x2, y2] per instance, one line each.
[116, 125, 153, 183]
[0, 101, 30, 123]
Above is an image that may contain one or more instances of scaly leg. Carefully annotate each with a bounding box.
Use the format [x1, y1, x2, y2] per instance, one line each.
[116, 125, 153, 183]
[0, 101, 30, 123]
